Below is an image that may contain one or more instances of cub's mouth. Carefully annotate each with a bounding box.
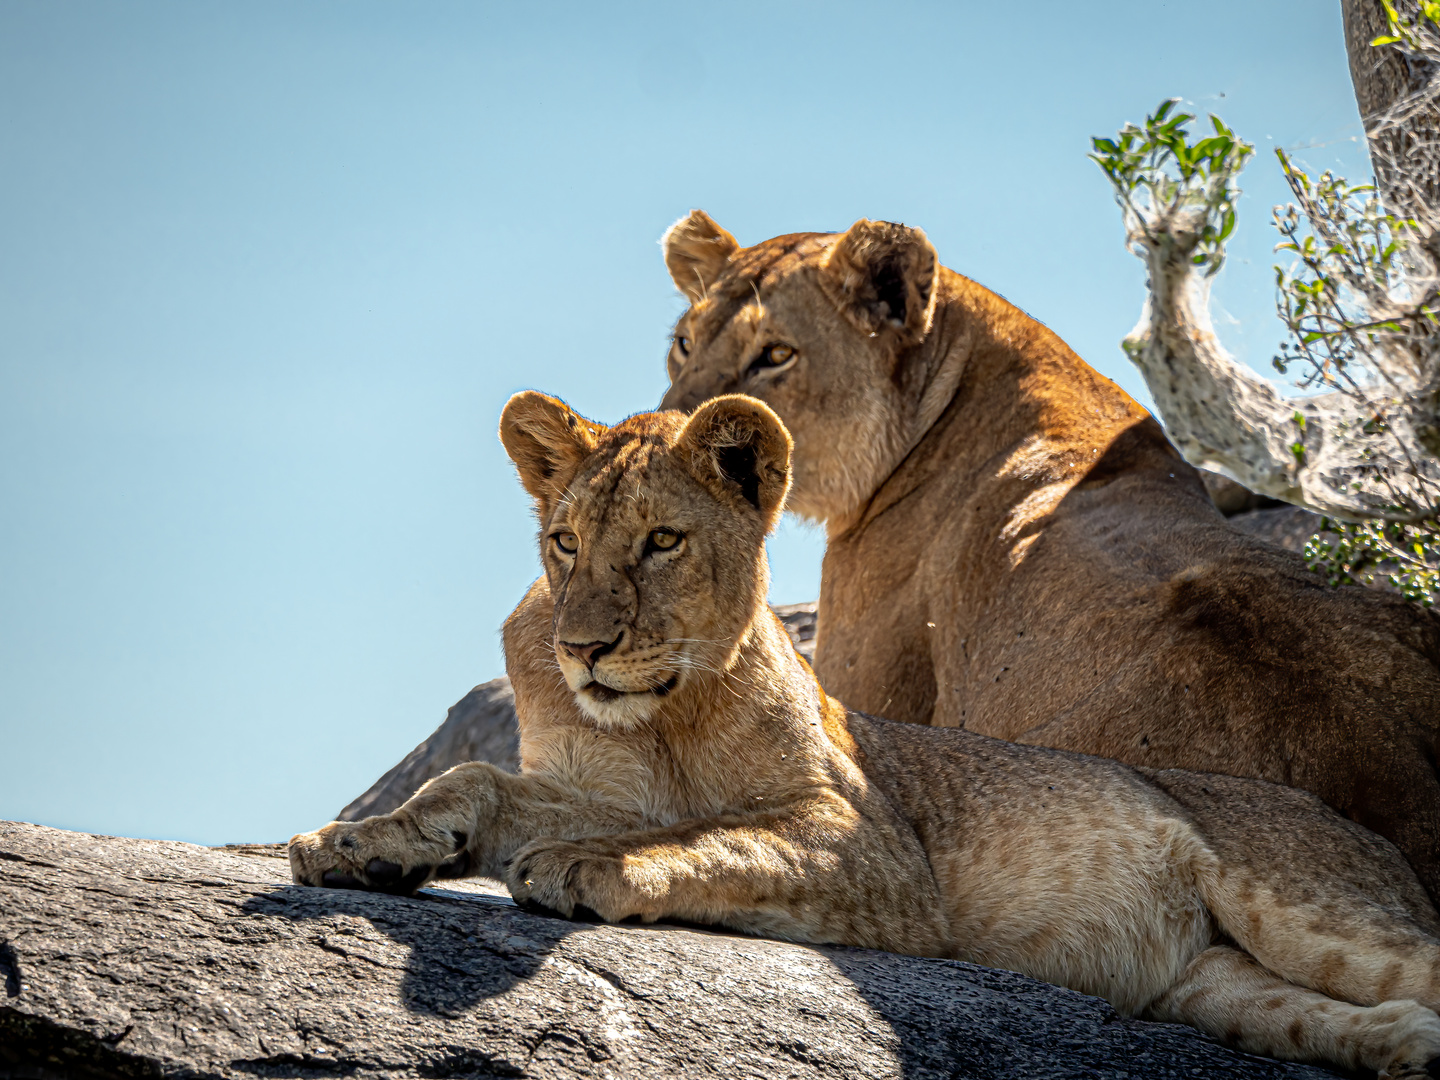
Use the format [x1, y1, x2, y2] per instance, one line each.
[582, 673, 681, 702]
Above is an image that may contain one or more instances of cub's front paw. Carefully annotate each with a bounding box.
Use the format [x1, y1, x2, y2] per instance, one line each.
[288, 817, 470, 895]
[506, 839, 646, 922]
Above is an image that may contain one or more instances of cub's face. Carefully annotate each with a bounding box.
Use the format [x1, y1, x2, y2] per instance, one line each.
[500, 393, 792, 729]
[658, 212, 940, 527]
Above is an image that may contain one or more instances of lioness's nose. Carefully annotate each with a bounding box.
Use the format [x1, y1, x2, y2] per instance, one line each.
[658, 386, 694, 413]
[561, 637, 619, 670]
[660, 376, 728, 414]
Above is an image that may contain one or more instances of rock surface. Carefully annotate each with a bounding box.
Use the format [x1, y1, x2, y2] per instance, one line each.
[1228, 505, 1326, 555]
[339, 681, 521, 821]
[0, 821, 1339, 1080]
[1198, 469, 1283, 516]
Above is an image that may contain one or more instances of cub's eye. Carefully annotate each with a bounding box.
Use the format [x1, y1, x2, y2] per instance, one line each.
[644, 528, 682, 555]
[746, 343, 797, 376]
[552, 532, 579, 554]
[675, 335, 691, 357]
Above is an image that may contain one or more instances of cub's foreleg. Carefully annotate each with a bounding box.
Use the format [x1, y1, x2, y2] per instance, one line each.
[288, 761, 638, 893]
[506, 794, 949, 955]
[1146, 945, 1440, 1078]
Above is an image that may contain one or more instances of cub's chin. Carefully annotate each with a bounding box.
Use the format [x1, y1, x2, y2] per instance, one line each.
[570, 672, 682, 730]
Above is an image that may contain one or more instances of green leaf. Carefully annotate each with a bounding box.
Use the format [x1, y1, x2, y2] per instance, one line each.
[1371, 33, 1403, 45]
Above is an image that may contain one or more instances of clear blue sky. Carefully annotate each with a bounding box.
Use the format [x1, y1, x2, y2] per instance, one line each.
[1, 1, 1368, 844]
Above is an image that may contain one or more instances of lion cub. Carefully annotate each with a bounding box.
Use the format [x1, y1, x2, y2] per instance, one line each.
[291, 392, 1440, 1078]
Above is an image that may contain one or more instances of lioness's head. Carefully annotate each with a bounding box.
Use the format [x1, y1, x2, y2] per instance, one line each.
[659, 210, 946, 527]
[500, 391, 792, 729]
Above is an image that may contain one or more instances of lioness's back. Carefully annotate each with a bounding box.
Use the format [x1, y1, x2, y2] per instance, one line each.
[657, 212, 1440, 900]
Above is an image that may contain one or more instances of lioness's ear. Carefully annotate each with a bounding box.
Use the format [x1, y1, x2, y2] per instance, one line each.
[499, 391, 603, 509]
[662, 210, 740, 303]
[821, 219, 939, 344]
[676, 394, 792, 526]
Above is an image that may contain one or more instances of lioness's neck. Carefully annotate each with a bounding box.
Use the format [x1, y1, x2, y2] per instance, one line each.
[835, 267, 1155, 538]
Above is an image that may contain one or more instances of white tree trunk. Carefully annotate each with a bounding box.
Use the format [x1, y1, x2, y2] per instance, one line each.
[1118, 0, 1440, 523]
[1122, 204, 1439, 520]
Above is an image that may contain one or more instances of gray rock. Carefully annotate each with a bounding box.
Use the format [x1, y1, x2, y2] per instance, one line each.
[339, 605, 819, 822]
[1198, 469, 1282, 516]
[771, 602, 818, 658]
[340, 680, 521, 821]
[0, 820, 1339, 1079]
[1196, 470, 1330, 555]
[1228, 505, 1326, 555]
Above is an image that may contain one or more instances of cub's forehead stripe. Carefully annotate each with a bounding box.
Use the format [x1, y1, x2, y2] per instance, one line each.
[562, 435, 668, 530]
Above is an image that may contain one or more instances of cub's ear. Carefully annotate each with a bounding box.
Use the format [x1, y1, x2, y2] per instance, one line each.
[821, 219, 939, 345]
[499, 391, 603, 508]
[676, 394, 793, 525]
[662, 210, 740, 303]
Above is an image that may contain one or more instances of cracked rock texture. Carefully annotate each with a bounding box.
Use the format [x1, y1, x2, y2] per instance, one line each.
[0, 821, 1339, 1080]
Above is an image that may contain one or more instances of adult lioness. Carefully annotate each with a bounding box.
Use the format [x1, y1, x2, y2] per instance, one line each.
[657, 211, 1440, 900]
[290, 393, 1440, 1077]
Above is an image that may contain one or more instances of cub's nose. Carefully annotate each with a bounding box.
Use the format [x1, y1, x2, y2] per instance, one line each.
[561, 636, 619, 670]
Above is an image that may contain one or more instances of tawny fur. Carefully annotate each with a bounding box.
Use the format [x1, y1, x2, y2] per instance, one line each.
[656, 211, 1440, 903]
[293, 395, 1440, 1078]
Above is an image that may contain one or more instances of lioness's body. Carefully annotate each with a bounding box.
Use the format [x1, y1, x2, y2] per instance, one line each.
[658, 213, 1440, 899]
[293, 397, 1440, 1077]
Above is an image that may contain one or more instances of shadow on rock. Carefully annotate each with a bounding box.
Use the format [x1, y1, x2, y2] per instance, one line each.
[239, 884, 1337, 1079]
[239, 883, 584, 1018]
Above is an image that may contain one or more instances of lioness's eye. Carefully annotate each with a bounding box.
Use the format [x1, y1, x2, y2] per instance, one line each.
[675, 335, 690, 357]
[645, 529, 681, 554]
[553, 532, 579, 554]
[746, 343, 797, 375]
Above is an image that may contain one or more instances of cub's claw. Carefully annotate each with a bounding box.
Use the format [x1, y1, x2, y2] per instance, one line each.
[363, 858, 404, 887]
[505, 838, 640, 923]
[288, 818, 469, 895]
[321, 869, 361, 889]
[433, 849, 473, 880]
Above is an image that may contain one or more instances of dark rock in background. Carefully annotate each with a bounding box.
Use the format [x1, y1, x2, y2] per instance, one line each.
[1229, 505, 1328, 555]
[0, 821, 1339, 1080]
[1199, 469, 1283, 517]
[1196, 469, 1326, 555]
[340, 680, 521, 821]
